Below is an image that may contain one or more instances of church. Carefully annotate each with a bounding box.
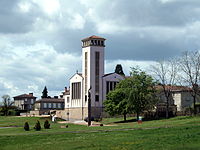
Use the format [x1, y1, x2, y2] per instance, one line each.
[60, 35, 125, 120]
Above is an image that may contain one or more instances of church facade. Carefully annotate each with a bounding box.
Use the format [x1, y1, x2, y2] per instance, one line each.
[62, 36, 125, 120]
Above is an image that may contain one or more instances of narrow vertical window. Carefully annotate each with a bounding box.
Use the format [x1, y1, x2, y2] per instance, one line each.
[85, 52, 88, 93]
[95, 52, 100, 93]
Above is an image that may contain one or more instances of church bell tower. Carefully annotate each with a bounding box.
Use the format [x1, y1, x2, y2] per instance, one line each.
[82, 35, 106, 112]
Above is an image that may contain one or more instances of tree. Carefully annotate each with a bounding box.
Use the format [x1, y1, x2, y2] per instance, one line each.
[1, 95, 14, 116]
[104, 88, 129, 121]
[104, 68, 157, 121]
[179, 51, 200, 114]
[41, 86, 48, 98]
[115, 64, 125, 76]
[127, 68, 158, 120]
[151, 59, 178, 118]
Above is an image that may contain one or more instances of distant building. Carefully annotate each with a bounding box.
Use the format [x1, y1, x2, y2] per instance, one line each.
[13, 93, 36, 111]
[156, 85, 200, 112]
[32, 97, 64, 115]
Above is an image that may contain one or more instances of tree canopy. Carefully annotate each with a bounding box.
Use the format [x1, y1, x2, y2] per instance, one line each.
[104, 68, 158, 121]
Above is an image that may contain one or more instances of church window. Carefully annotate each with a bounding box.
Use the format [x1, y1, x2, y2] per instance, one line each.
[85, 52, 88, 93]
[67, 97, 69, 103]
[106, 81, 109, 94]
[72, 82, 81, 99]
[95, 95, 99, 102]
[95, 52, 100, 93]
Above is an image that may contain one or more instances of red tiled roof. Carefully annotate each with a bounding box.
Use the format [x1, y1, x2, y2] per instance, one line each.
[82, 35, 106, 41]
[155, 85, 192, 92]
[13, 94, 36, 98]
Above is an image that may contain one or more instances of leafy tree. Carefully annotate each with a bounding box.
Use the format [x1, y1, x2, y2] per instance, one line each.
[41, 86, 48, 98]
[104, 88, 129, 121]
[115, 64, 125, 76]
[124, 68, 157, 120]
[104, 68, 157, 121]
[0, 95, 14, 116]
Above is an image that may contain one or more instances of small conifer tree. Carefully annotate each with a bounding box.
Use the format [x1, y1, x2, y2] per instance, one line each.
[34, 120, 41, 131]
[24, 122, 29, 131]
[44, 120, 50, 129]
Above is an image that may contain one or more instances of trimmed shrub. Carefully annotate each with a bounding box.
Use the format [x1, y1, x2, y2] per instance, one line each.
[34, 120, 41, 131]
[24, 122, 30, 131]
[44, 120, 50, 129]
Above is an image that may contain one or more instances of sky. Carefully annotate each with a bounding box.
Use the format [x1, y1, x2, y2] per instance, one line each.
[1, 0, 200, 100]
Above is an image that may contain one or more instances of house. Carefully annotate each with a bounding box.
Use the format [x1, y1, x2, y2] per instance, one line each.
[31, 97, 64, 115]
[156, 85, 200, 112]
[13, 93, 36, 111]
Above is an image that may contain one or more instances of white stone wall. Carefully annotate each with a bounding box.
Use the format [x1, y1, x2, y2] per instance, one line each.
[82, 46, 105, 107]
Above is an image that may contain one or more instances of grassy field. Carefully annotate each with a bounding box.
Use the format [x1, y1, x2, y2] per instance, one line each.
[0, 116, 200, 150]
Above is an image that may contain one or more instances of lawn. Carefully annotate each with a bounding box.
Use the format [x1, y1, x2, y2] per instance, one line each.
[0, 116, 200, 150]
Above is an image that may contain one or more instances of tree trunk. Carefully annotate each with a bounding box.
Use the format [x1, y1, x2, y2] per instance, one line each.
[123, 113, 126, 122]
[166, 98, 169, 119]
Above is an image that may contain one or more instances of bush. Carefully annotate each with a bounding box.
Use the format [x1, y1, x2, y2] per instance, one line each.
[44, 120, 50, 129]
[34, 120, 41, 131]
[24, 122, 29, 131]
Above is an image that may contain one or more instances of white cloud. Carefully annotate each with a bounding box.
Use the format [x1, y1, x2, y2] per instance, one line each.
[32, 0, 61, 16]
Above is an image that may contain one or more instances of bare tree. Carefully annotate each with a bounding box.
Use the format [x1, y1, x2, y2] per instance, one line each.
[151, 59, 178, 118]
[179, 51, 200, 114]
[1, 95, 14, 116]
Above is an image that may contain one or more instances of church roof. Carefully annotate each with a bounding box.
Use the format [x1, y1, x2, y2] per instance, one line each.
[82, 35, 106, 41]
[103, 72, 125, 78]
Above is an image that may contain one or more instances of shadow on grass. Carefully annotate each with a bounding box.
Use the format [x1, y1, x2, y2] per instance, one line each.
[113, 116, 177, 124]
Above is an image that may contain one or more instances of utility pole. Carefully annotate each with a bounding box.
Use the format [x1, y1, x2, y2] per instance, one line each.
[88, 87, 92, 126]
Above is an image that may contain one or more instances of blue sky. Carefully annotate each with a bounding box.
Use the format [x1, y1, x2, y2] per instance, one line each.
[1, 0, 200, 99]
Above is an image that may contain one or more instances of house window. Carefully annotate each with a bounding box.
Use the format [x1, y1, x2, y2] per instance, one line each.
[31, 99, 34, 104]
[53, 103, 56, 108]
[48, 103, 52, 108]
[58, 103, 61, 108]
[44, 103, 47, 108]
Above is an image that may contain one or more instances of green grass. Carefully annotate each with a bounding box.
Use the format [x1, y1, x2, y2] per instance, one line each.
[0, 116, 200, 150]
